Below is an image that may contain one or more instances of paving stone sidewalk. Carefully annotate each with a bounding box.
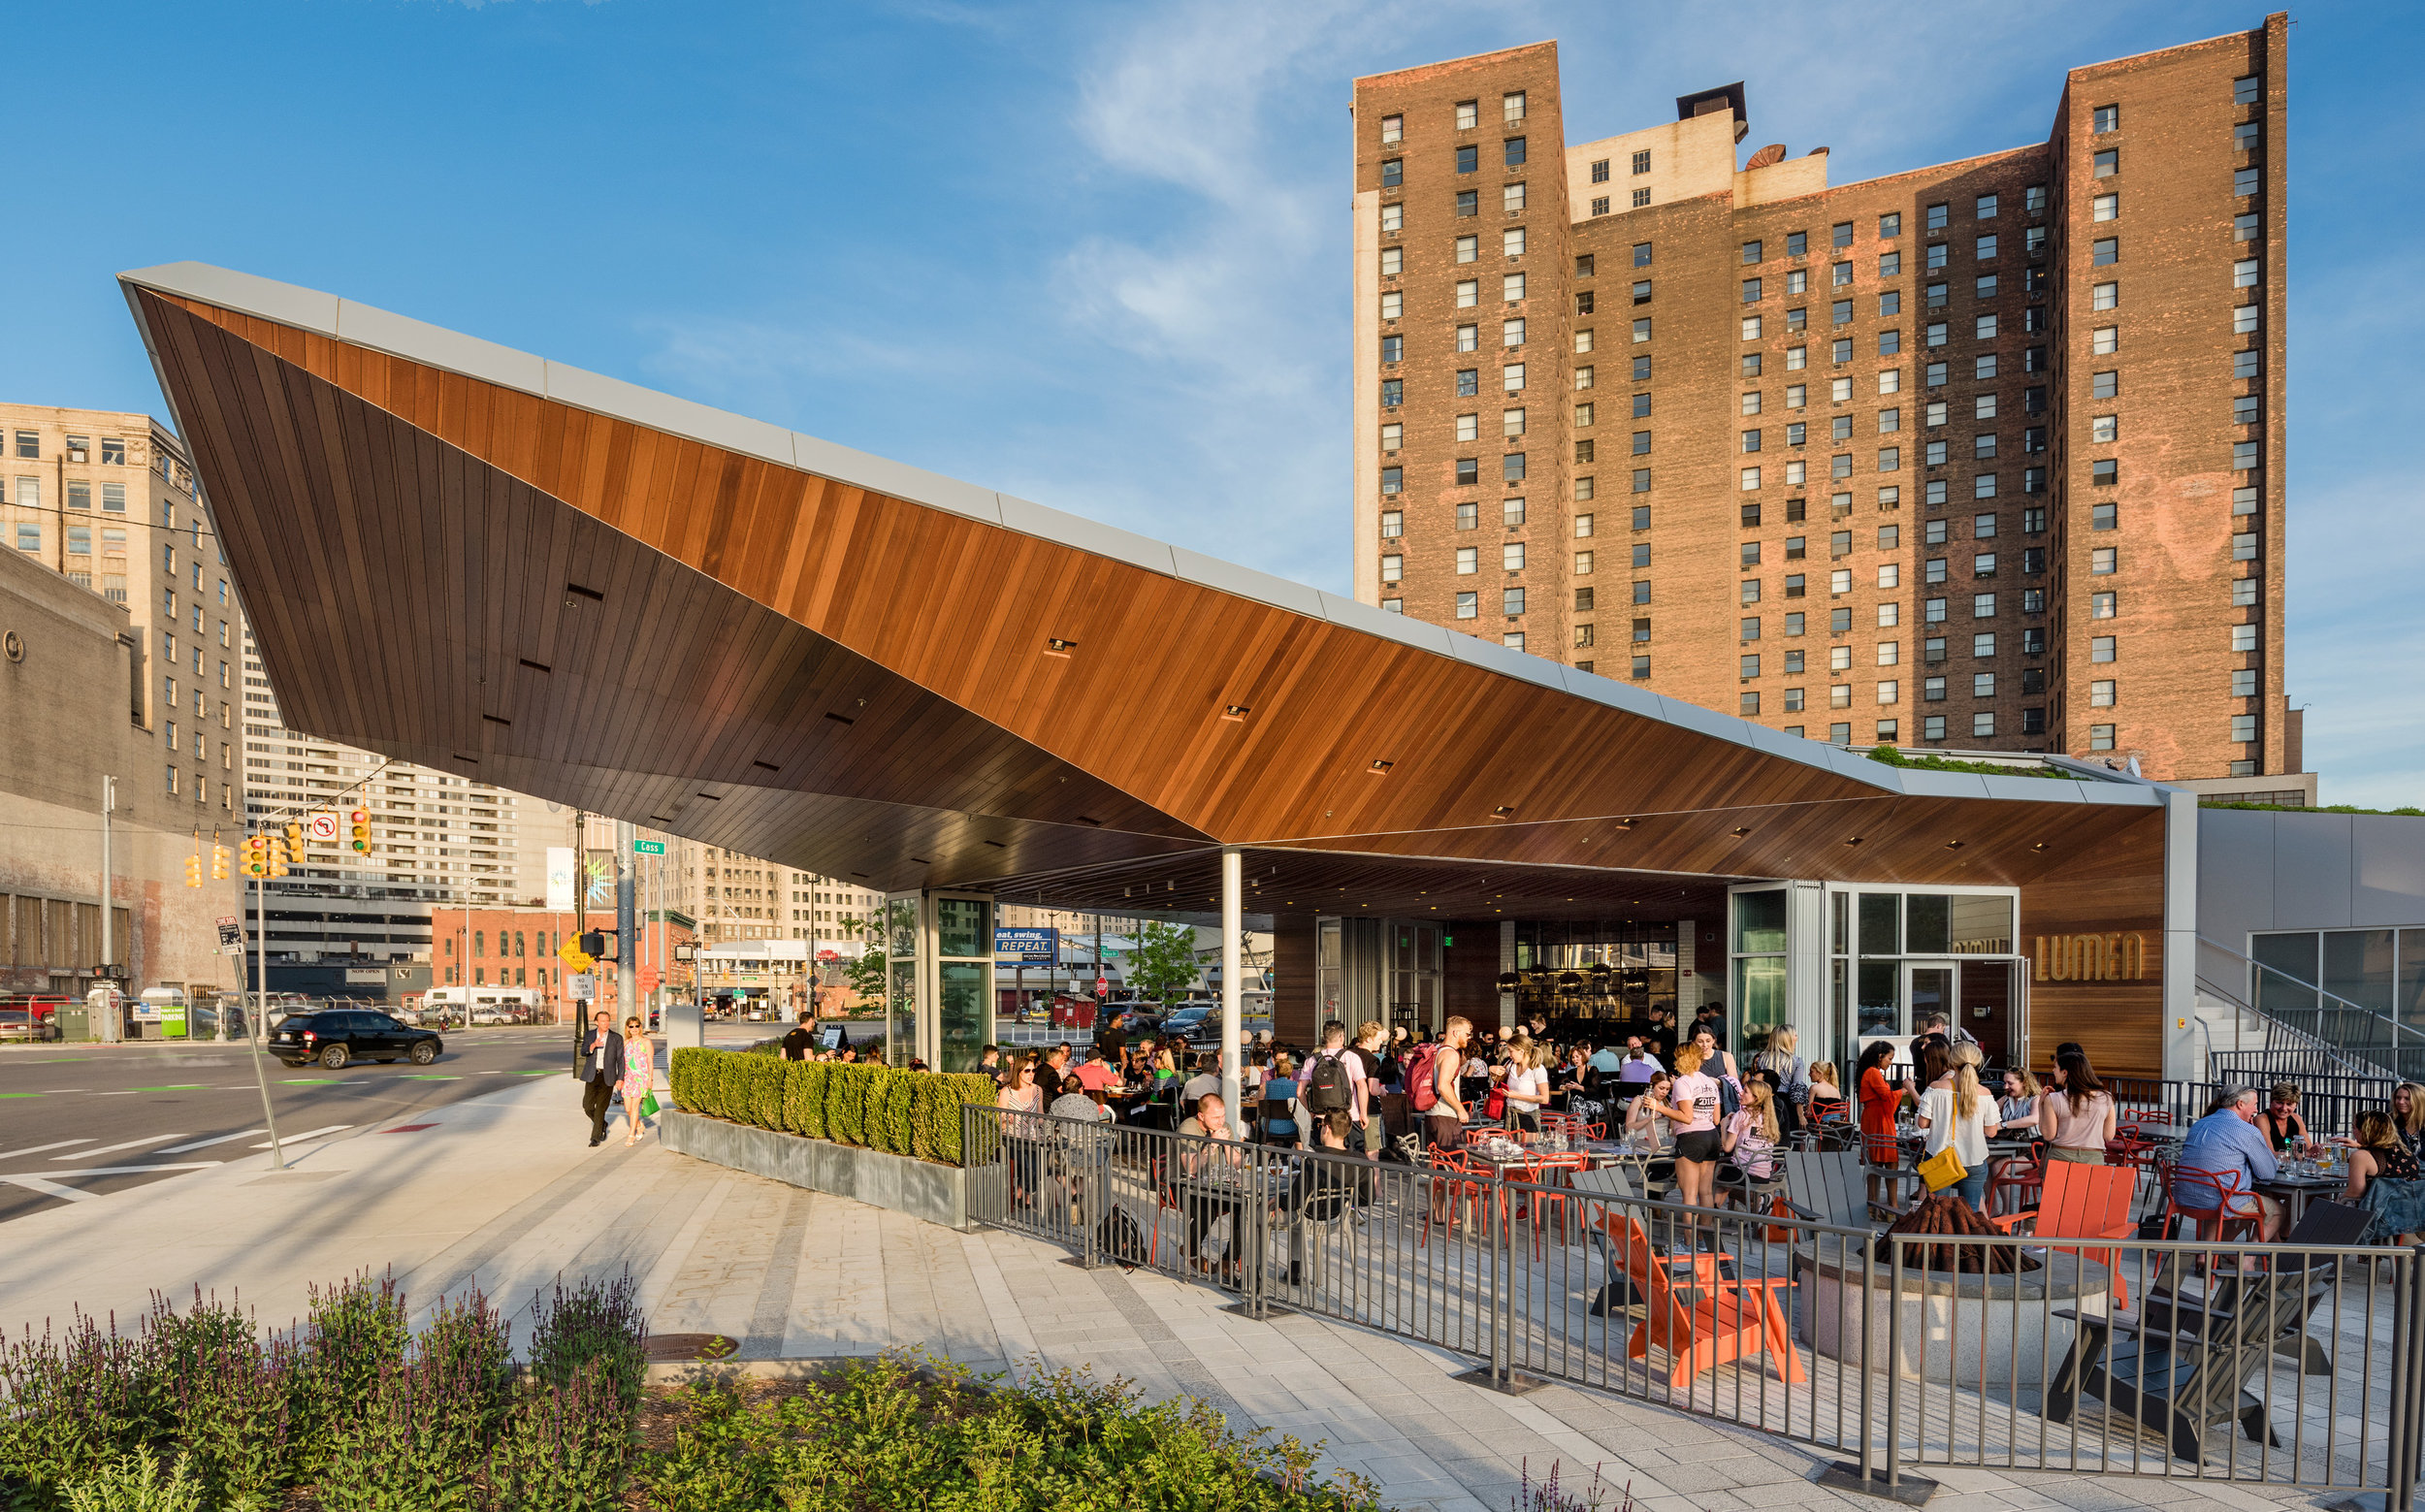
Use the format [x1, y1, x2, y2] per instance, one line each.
[0, 1079, 2355, 1512]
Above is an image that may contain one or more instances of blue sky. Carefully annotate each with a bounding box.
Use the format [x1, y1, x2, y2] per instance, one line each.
[8, 1, 2414, 804]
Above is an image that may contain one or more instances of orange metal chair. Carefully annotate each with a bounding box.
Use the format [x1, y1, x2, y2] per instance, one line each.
[1607, 1209, 1803, 1391]
[1419, 1150, 1490, 1248]
[1512, 1153, 1587, 1255]
[1988, 1159, 2139, 1307]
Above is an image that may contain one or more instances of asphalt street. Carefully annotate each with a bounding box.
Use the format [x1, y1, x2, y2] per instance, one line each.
[0, 1029, 579, 1225]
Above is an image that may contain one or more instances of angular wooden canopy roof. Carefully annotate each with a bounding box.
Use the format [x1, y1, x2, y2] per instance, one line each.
[119, 263, 2162, 921]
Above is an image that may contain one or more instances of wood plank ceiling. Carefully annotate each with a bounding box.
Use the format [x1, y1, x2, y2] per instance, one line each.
[137, 287, 2165, 908]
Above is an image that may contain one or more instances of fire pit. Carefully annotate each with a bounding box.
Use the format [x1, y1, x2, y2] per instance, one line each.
[1872, 1193, 2044, 1274]
[1796, 1206, 2106, 1381]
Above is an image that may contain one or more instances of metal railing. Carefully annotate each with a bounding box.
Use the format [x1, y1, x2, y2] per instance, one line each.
[964, 1104, 2425, 1506]
[2095, 1074, 2401, 1143]
[2200, 935, 2425, 1083]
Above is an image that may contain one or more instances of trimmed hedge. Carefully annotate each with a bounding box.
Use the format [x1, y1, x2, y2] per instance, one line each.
[824, 1063, 871, 1147]
[781, 1060, 827, 1140]
[665, 1048, 998, 1168]
[912, 1074, 999, 1165]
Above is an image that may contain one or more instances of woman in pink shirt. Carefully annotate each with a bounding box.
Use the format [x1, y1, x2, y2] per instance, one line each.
[1656, 1044, 1725, 1219]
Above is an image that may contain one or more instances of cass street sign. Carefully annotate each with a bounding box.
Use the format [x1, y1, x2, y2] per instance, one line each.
[632, 839, 666, 855]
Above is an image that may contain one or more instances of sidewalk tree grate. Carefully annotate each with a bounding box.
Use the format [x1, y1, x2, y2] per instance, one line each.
[645, 1334, 737, 1363]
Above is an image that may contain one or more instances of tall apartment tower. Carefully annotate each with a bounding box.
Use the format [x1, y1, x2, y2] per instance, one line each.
[1351, 16, 2296, 790]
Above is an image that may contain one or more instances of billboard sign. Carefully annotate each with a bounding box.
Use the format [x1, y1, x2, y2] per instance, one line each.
[994, 927, 1058, 963]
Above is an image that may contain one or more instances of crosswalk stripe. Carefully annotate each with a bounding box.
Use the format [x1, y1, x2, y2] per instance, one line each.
[157, 1130, 266, 1154]
[254, 1124, 352, 1149]
[0, 1139, 97, 1163]
[0, 1175, 93, 1202]
[74, 1133, 190, 1160]
[31, 1163, 223, 1177]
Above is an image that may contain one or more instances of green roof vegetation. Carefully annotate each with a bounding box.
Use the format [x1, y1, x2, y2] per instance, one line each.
[1863, 745, 2078, 781]
[2200, 800, 2425, 817]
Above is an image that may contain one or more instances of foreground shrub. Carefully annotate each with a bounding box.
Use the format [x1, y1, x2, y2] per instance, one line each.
[489, 1360, 632, 1512]
[527, 1275, 647, 1414]
[912, 1074, 998, 1164]
[0, 1275, 644, 1512]
[639, 1352, 1378, 1512]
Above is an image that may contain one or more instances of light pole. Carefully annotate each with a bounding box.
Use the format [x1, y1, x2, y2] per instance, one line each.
[97, 775, 118, 1042]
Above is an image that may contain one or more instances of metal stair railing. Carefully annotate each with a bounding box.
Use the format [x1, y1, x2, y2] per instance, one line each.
[2196, 934, 2425, 1083]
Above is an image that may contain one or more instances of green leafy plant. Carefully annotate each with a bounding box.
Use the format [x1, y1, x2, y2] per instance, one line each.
[870, 1071, 915, 1155]
[60, 1448, 204, 1512]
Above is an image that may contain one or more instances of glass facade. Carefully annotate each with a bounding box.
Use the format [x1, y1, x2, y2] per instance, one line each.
[1733, 883, 2022, 1070]
[1511, 919, 1678, 1026]
[2252, 928, 2425, 1025]
[884, 894, 920, 1067]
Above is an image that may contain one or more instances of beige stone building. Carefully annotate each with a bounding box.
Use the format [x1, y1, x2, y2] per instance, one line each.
[1, 402, 211, 759]
[0, 544, 242, 997]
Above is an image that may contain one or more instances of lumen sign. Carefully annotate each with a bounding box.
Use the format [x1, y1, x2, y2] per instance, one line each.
[2031, 932, 2150, 982]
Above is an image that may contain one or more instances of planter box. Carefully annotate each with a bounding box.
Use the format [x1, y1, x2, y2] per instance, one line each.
[661, 1110, 973, 1230]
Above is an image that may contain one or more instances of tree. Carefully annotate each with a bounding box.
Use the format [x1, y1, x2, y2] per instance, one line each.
[845, 947, 887, 1013]
[1120, 921, 1201, 1006]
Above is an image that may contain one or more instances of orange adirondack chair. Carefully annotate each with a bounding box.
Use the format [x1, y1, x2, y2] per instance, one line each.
[1988, 1159, 2139, 1307]
[1605, 1210, 1804, 1391]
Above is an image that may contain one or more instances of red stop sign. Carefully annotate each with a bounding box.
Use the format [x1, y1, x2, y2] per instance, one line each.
[1093, 977, 1109, 998]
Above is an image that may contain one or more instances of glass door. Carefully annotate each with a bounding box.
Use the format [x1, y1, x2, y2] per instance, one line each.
[1904, 961, 1956, 1043]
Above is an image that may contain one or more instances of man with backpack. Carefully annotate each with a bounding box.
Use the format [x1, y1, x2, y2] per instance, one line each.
[1408, 1014, 1474, 1150]
[1300, 1021, 1360, 1155]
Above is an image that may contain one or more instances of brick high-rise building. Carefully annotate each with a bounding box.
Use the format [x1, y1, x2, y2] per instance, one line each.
[1351, 16, 2301, 791]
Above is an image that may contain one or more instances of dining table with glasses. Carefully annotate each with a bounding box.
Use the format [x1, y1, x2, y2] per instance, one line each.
[2258, 1147, 2349, 1229]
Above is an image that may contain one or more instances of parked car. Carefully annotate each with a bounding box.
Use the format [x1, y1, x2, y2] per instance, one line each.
[271, 1009, 444, 1070]
[0, 1007, 61, 1043]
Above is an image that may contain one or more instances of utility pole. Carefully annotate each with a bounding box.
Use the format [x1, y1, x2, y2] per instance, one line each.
[97, 776, 118, 1042]
[615, 820, 637, 1024]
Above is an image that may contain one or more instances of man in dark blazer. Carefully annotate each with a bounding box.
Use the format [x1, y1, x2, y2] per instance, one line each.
[575, 1007, 626, 1146]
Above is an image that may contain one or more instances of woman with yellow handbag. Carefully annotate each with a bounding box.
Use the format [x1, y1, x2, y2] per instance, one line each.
[1917, 1043, 2002, 1209]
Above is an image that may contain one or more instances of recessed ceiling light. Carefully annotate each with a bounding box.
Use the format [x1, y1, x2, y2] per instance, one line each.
[1222, 704, 1250, 719]
[1730, 826, 1752, 837]
[1845, 836, 1864, 847]
[1369, 759, 1394, 774]
[1045, 637, 1077, 655]
[1493, 805, 1515, 817]
[1945, 839, 1966, 850]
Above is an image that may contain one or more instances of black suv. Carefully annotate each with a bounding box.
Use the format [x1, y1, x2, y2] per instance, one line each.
[272, 1009, 445, 1070]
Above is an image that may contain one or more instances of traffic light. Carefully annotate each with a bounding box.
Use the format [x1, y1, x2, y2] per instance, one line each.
[269, 835, 290, 878]
[183, 842, 202, 888]
[349, 808, 372, 854]
[285, 820, 305, 854]
[579, 931, 607, 958]
[242, 834, 271, 879]
[210, 839, 230, 880]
